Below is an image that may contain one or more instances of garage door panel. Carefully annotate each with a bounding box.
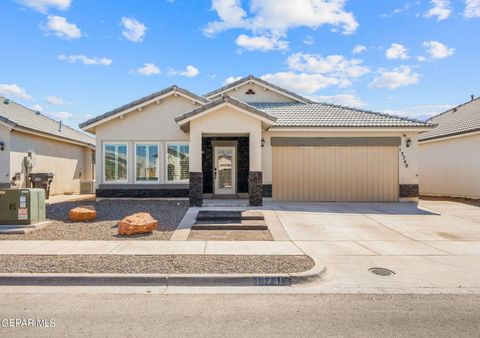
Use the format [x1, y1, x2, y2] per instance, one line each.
[272, 146, 399, 202]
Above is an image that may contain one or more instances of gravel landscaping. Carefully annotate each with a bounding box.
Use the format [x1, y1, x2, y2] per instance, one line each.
[0, 200, 189, 241]
[0, 255, 315, 274]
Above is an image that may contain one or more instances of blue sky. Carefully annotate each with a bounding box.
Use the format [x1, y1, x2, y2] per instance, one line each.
[1, 0, 479, 130]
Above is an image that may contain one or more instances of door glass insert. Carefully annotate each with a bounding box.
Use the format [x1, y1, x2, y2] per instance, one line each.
[217, 149, 233, 189]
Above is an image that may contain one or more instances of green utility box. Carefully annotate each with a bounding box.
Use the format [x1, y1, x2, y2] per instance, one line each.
[0, 188, 46, 225]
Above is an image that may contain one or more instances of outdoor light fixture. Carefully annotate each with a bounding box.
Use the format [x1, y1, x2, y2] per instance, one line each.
[0, 141, 4, 151]
[261, 138, 265, 147]
[406, 138, 411, 148]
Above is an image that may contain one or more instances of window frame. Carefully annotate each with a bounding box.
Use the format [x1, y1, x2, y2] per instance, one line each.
[165, 142, 190, 184]
[134, 142, 161, 184]
[103, 142, 129, 184]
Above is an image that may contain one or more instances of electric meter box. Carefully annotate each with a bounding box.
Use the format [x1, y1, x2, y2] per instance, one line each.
[0, 188, 46, 225]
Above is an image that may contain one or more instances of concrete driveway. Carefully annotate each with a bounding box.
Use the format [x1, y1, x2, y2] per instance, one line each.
[263, 199, 480, 291]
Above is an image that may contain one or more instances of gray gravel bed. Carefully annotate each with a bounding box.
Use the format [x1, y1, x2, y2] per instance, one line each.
[0, 200, 189, 241]
[0, 255, 315, 274]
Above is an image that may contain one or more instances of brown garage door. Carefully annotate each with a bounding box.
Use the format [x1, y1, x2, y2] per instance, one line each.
[272, 146, 399, 202]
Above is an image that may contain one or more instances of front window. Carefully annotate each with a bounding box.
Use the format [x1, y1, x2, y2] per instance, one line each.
[135, 144, 159, 182]
[167, 143, 189, 182]
[104, 143, 128, 182]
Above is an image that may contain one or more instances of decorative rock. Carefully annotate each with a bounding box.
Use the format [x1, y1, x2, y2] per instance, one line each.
[68, 206, 97, 222]
[118, 212, 157, 236]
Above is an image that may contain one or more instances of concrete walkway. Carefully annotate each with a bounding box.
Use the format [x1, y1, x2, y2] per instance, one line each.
[0, 240, 304, 256]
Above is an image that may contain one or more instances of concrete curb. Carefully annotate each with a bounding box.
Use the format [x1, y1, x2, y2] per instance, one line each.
[0, 259, 326, 287]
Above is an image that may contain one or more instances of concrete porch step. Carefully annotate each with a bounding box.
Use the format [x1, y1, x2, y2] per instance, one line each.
[196, 210, 264, 221]
[193, 210, 267, 231]
[191, 222, 268, 231]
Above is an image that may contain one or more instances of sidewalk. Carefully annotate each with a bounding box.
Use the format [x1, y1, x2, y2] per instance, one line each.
[0, 240, 304, 256]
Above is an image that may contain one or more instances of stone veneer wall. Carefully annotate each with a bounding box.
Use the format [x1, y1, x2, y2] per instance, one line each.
[249, 171, 263, 206]
[262, 184, 272, 198]
[202, 137, 249, 194]
[399, 184, 419, 198]
[189, 172, 203, 206]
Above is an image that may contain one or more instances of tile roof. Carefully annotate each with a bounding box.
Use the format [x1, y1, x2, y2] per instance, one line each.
[79, 85, 209, 130]
[419, 97, 480, 142]
[0, 96, 95, 147]
[175, 96, 277, 124]
[204, 75, 314, 103]
[250, 102, 431, 128]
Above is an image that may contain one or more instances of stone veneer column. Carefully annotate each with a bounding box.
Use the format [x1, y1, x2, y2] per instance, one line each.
[248, 171, 263, 206]
[189, 172, 203, 207]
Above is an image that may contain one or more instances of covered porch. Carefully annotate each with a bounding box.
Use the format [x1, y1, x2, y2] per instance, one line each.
[175, 96, 276, 207]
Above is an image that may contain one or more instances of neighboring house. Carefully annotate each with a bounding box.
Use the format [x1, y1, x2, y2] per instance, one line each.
[419, 96, 480, 199]
[80, 75, 432, 206]
[0, 96, 95, 196]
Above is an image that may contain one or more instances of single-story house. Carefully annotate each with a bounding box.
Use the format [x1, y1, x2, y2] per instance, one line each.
[0, 96, 95, 196]
[419, 96, 480, 198]
[80, 75, 432, 206]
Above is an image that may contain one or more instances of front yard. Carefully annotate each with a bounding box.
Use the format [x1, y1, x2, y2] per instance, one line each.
[0, 199, 190, 241]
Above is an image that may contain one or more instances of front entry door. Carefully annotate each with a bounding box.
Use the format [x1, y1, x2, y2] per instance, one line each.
[214, 146, 236, 195]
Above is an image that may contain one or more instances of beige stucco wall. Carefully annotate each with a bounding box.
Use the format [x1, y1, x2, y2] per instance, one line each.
[210, 83, 297, 103]
[9, 131, 94, 195]
[262, 130, 420, 186]
[94, 95, 196, 187]
[419, 133, 480, 198]
[189, 105, 263, 172]
[0, 124, 11, 186]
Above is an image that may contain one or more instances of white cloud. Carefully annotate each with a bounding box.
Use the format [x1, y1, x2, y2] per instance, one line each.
[235, 33, 288, 51]
[45, 95, 65, 105]
[121, 17, 147, 42]
[465, 0, 480, 17]
[261, 72, 345, 95]
[352, 45, 367, 54]
[16, 0, 70, 13]
[31, 104, 44, 112]
[370, 66, 420, 90]
[133, 63, 160, 76]
[223, 76, 243, 85]
[287, 52, 370, 79]
[204, 0, 358, 50]
[381, 3, 412, 18]
[422, 40, 455, 59]
[58, 54, 112, 65]
[176, 65, 200, 77]
[311, 94, 366, 107]
[385, 43, 409, 60]
[0, 84, 32, 101]
[424, 0, 452, 21]
[303, 35, 314, 45]
[45, 111, 73, 120]
[43, 15, 82, 39]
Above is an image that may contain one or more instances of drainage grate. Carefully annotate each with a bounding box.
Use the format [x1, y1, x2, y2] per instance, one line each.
[369, 267, 395, 276]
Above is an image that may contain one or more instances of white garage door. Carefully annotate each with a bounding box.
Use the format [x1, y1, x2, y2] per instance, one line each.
[272, 146, 399, 202]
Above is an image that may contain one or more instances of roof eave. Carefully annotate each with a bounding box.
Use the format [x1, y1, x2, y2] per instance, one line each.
[79, 86, 209, 132]
[205, 75, 313, 104]
[175, 96, 277, 127]
[419, 128, 480, 143]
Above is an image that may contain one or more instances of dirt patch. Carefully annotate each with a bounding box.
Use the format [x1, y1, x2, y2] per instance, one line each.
[188, 230, 274, 241]
[421, 196, 480, 208]
[0, 255, 315, 274]
[0, 200, 189, 241]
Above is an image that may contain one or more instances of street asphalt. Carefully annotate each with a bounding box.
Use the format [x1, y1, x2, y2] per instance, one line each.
[1, 293, 480, 337]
